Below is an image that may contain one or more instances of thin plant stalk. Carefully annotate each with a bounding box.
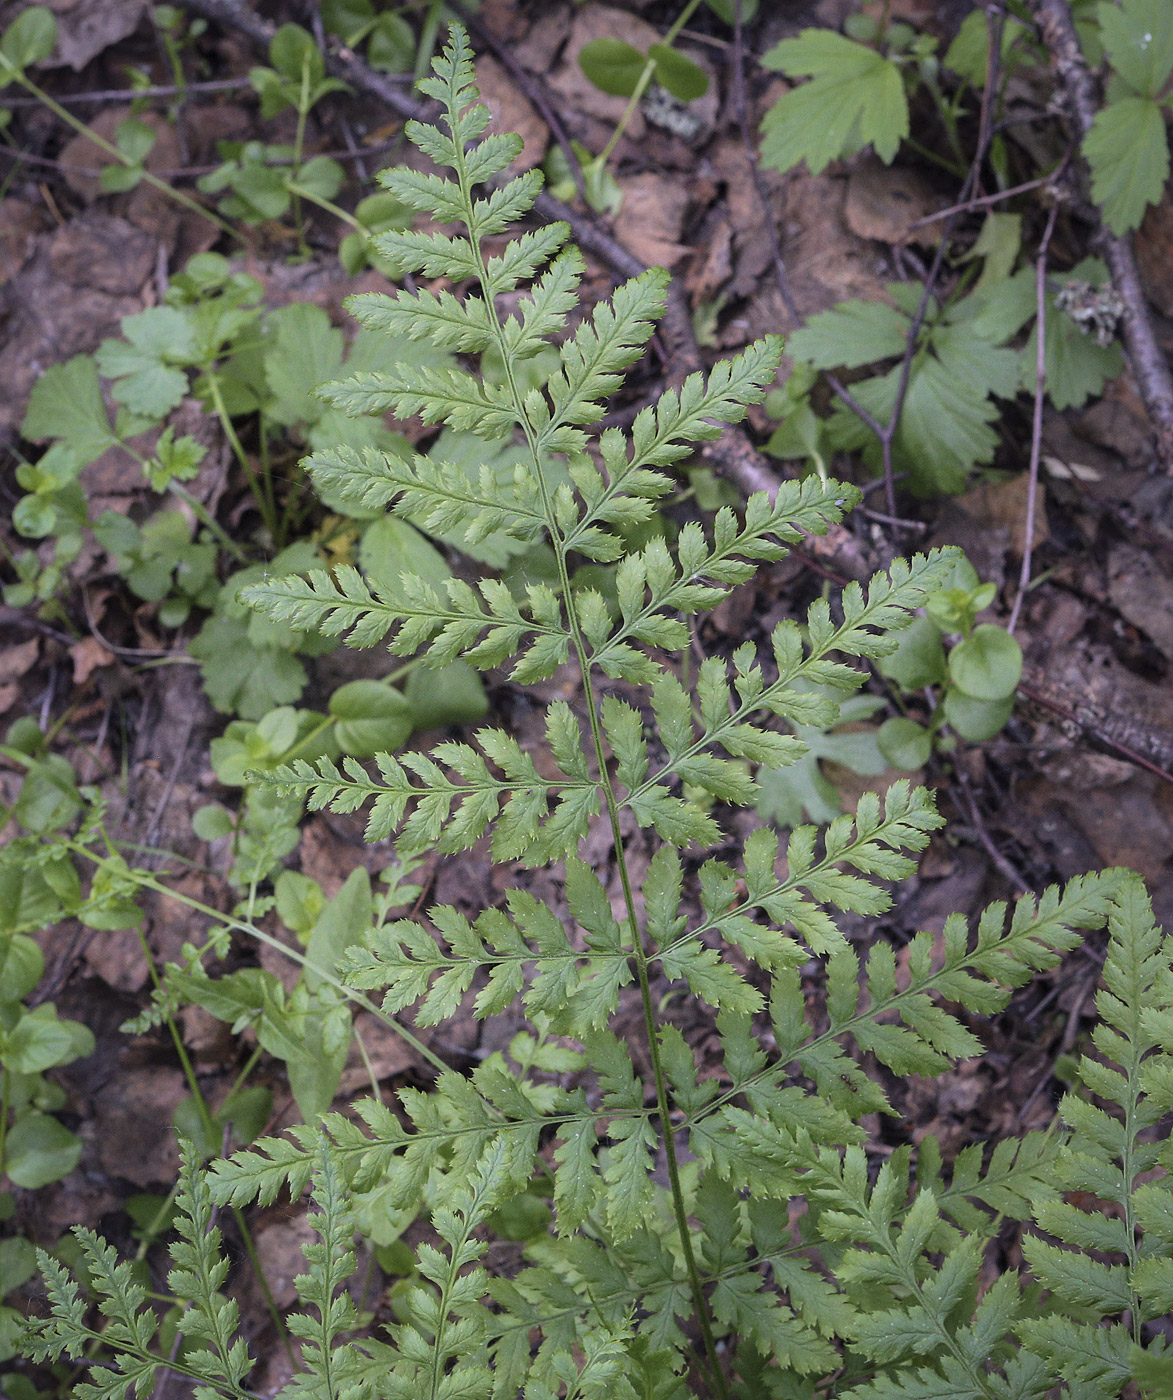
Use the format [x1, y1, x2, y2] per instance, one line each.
[0, 62, 240, 242]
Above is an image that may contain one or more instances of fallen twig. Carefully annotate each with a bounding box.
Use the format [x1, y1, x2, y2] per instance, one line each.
[1008, 202, 1059, 635]
[1025, 0, 1173, 468]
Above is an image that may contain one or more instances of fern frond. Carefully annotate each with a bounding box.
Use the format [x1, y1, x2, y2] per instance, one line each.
[241, 565, 566, 674]
[1019, 876, 1173, 1396]
[319, 363, 519, 437]
[383, 1136, 509, 1400]
[340, 868, 630, 1033]
[256, 738, 597, 859]
[168, 1140, 253, 1393]
[686, 871, 1126, 1171]
[304, 444, 545, 546]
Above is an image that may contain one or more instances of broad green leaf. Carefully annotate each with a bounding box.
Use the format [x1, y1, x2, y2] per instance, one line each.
[0, 1236, 37, 1297]
[877, 615, 946, 689]
[943, 690, 1013, 741]
[360, 515, 451, 595]
[1084, 95, 1169, 234]
[948, 624, 1022, 701]
[267, 22, 324, 87]
[704, 0, 758, 22]
[368, 12, 414, 72]
[305, 866, 372, 990]
[329, 679, 412, 758]
[263, 302, 344, 428]
[0, 6, 56, 78]
[761, 30, 907, 173]
[22, 356, 115, 464]
[756, 693, 887, 828]
[0, 934, 43, 1003]
[787, 299, 910, 369]
[649, 44, 708, 102]
[877, 717, 931, 770]
[579, 38, 646, 98]
[275, 870, 325, 937]
[189, 614, 308, 719]
[944, 10, 1032, 84]
[405, 659, 488, 728]
[1098, 0, 1173, 97]
[96, 306, 197, 419]
[5, 1113, 82, 1188]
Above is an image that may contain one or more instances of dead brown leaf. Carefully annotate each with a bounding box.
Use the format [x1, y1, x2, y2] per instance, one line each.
[476, 55, 548, 173]
[844, 158, 945, 245]
[70, 635, 114, 685]
[614, 171, 690, 268]
[958, 474, 1048, 557]
[0, 637, 39, 686]
[1137, 182, 1173, 317]
[0, 211, 153, 444]
[94, 1064, 186, 1185]
[30, 0, 149, 71]
[1108, 544, 1173, 660]
[0, 198, 47, 288]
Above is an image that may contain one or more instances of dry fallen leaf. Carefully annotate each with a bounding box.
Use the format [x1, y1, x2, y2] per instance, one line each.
[70, 635, 114, 685]
[1108, 544, 1173, 661]
[0, 637, 39, 686]
[476, 55, 549, 173]
[614, 172, 691, 268]
[844, 158, 945, 245]
[1137, 182, 1173, 317]
[34, 0, 149, 71]
[95, 1065, 187, 1186]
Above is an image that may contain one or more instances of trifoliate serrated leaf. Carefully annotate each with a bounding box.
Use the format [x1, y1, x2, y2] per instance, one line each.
[787, 300, 911, 369]
[760, 29, 907, 174]
[1098, 0, 1173, 98]
[263, 301, 344, 428]
[1084, 94, 1169, 235]
[22, 355, 116, 464]
[95, 307, 197, 420]
[188, 614, 307, 719]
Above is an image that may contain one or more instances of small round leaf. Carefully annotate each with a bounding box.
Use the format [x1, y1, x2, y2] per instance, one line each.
[5, 1113, 82, 1189]
[948, 624, 1023, 701]
[192, 805, 235, 841]
[649, 44, 708, 101]
[1, 7, 56, 75]
[329, 680, 412, 758]
[943, 689, 1013, 742]
[876, 615, 946, 690]
[579, 37, 646, 97]
[877, 716, 932, 771]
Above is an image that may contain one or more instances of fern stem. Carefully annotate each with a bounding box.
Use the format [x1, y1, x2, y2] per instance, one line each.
[444, 109, 732, 1400]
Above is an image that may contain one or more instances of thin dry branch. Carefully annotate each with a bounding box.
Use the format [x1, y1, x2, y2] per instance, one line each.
[1008, 202, 1059, 635]
[1025, 0, 1173, 468]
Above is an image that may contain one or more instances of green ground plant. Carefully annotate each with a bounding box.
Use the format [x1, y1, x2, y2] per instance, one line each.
[17, 33, 1173, 1400]
[757, 5, 1133, 497]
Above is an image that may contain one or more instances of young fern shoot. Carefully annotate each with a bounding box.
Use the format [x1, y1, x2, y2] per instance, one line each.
[26, 28, 1166, 1400]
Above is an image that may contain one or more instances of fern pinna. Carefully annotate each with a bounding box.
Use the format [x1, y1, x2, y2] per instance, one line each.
[25, 29, 1173, 1400]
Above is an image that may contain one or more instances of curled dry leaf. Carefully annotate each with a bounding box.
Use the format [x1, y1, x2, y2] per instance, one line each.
[475, 55, 548, 174]
[614, 171, 691, 268]
[844, 157, 946, 245]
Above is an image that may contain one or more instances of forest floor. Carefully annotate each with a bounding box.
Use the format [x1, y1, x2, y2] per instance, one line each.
[2, 0, 1173, 1386]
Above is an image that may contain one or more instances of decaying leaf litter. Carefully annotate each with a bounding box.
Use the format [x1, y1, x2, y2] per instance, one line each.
[2, 0, 1173, 1380]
